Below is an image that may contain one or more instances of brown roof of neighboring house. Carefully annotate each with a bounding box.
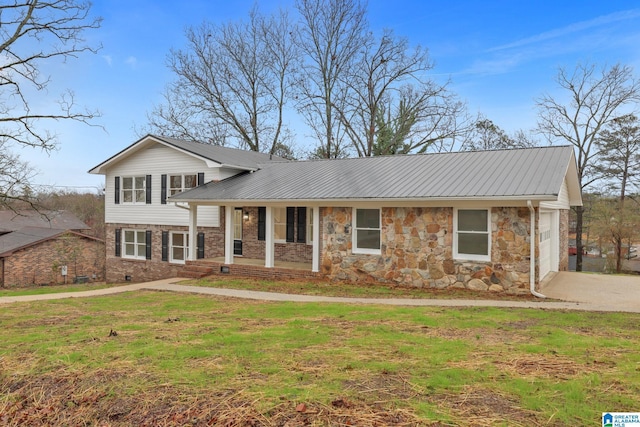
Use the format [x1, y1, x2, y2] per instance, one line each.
[0, 227, 102, 257]
[0, 210, 90, 233]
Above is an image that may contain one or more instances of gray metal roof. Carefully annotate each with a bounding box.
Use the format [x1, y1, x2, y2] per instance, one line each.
[171, 145, 580, 203]
[89, 134, 286, 174]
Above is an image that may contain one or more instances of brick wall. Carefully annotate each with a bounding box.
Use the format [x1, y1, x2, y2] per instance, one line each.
[238, 206, 313, 263]
[2, 233, 105, 287]
[105, 223, 223, 283]
[558, 209, 570, 271]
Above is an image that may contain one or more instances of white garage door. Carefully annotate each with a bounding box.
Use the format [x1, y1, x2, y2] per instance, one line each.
[539, 212, 552, 279]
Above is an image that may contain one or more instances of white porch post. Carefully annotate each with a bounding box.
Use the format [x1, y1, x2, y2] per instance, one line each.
[188, 203, 198, 261]
[265, 206, 274, 268]
[312, 206, 320, 272]
[224, 205, 234, 264]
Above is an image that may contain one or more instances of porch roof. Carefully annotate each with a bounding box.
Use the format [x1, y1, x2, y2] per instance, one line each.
[170, 145, 582, 206]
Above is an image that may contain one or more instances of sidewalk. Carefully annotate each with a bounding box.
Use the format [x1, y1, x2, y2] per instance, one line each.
[2, 277, 639, 313]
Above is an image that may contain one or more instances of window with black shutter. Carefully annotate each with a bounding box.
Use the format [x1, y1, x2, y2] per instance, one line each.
[197, 232, 205, 259]
[115, 228, 121, 257]
[161, 174, 167, 204]
[145, 230, 152, 259]
[257, 207, 266, 241]
[286, 207, 295, 242]
[145, 175, 152, 204]
[162, 231, 168, 261]
[114, 176, 120, 204]
[297, 207, 306, 243]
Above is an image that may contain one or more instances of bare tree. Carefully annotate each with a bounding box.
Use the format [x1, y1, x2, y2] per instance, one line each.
[336, 29, 465, 156]
[594, 114, 640, 272]
[0, 0, 101, 208]
[294, 0, 367, 158]
[461, 116, 538, 151]
[149, 7, 297, 154]
[536, 63, 640, 271]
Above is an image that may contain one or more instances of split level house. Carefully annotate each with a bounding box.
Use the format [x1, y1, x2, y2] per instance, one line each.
[89, 134, 582, 295]
[0, 210, 105, 286]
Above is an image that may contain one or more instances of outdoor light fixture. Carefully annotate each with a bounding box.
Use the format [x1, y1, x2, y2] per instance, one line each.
[243, 211, 249, 220]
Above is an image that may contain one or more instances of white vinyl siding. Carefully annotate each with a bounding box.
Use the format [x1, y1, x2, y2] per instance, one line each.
[454, 208, 491, 262]
[105, 144, 221, 226]
[540, 178, 570, 210]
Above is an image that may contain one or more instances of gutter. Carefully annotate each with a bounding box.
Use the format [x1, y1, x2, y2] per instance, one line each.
[528, 200, 546, 298]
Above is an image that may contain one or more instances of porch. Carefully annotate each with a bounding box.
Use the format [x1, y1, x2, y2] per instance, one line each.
[181, 257, 321, 281]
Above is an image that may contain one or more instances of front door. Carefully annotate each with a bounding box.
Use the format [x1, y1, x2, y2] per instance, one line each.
[234, 208, 243, 256]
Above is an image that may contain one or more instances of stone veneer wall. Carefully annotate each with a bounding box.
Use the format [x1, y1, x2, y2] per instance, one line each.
[321, 206, 534, 293]
[105, 223, 224, 283]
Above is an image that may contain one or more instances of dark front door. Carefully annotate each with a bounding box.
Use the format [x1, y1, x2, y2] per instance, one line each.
[234, 208, 243, 256]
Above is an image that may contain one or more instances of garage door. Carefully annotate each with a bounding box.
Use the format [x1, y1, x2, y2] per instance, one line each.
[539, 212, 552, 279]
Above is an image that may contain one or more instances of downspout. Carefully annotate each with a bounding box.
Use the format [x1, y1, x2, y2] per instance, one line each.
[528, 200, 546, 298]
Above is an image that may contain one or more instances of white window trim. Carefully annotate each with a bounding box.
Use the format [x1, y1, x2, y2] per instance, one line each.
[169, 231, 189, 264]
[306, 207, 314, 245]
[453, 208, 492, 262]
[121, 176, 146, 204]
[169, 174, 197, 196]
[273, 206, 287, 244]
[352, 207, 381, 255]
[122, 229, 146, 260]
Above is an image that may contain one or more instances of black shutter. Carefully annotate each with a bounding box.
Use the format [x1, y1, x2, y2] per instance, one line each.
[115, 228, 121, 257]
[286, 207, 295, 242]
[161, 174, 167, 204]
[258, 207, 266, 241]
[297, 207, 307, 243]
[197, 232, 205, 259]
[197, 172, 205, 186]
[145, 175, 152, 204]
[162, 231, 168, 261]
[145, 230, 152, 260]
[114, 176, 120, 204]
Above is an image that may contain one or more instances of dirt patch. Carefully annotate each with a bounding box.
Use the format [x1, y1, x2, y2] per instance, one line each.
[0, 369, 434, 426]
[430, 386, 541, 427]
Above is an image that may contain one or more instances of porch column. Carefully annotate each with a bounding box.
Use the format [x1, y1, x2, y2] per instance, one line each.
[312, 206, 320, 272]
[224, 205, 234, 264]
[188, 203, 198, 261]
[265, 206, 274, 268]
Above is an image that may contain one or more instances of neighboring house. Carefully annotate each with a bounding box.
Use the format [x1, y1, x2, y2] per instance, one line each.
[90, 134, 582, 295]
[0, 210, 105, 287]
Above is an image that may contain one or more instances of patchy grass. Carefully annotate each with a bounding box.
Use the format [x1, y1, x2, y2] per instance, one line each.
[1, 291, 639, 425]
[0, 282, 116, 297]
[185, 276, 543, 301]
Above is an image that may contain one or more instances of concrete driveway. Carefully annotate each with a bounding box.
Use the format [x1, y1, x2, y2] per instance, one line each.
[542, 271, 640, 312]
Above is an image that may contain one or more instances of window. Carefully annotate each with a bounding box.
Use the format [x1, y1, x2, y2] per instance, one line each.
[307, 208, 314, 244]
[169, 174, 197, 196]
[454, 208, 491, 261]
[273, 207, 286, 242]
[353, 208, 381, 254]
[123, 229, 147, 259]
[122, 176, 146, 203]
[170, 232, 189, 263]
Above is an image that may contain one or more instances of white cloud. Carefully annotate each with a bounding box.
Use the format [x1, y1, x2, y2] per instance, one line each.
[125, 56, 138, 69]
[488, 9, 640, 52]
[102, 55, 113, 67]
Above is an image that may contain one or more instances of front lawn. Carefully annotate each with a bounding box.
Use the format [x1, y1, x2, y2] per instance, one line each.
[1, 290, 638, 425]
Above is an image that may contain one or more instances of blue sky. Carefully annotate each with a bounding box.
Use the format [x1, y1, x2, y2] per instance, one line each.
[19, 0, 640, 191]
